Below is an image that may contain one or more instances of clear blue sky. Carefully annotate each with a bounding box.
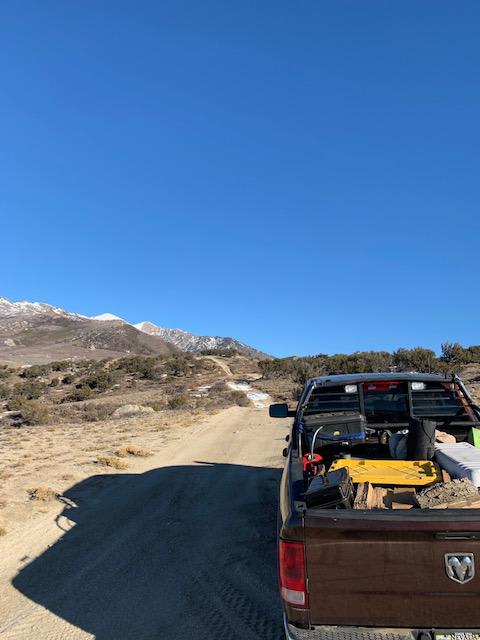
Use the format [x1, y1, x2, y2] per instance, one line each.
[1, 1, 479, 357]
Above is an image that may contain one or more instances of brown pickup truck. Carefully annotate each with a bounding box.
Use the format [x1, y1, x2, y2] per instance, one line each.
[270, 372, 480, 640]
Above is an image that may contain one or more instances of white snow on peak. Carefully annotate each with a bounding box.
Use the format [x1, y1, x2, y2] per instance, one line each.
[92, 313, 127, 323]
[134, 321, 187, 335]
[133, 319, 258, 355]
[133, 321, 150, 331]
[0, 297, 81, 319]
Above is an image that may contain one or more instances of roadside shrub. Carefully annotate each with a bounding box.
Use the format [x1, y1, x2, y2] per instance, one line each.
[162, 382, 189, 396]
[96, 456, 128, 470]
[78, 369, 120, 392]
[393, 348, 436, 373]
[168, 394, 190, 409]
[50, 360, 72, 372]
[64, 386, 95, 402]
[145, 401, 166, 412]
[81, 403, 112, 422]
[116, 445, 152, 457]
[209, 381, 228, 394]
[259, 358, 294, 379]
[62, 374, 74, 385]
[12, 380, 47, 400]
[7, 399, 51, 425]
[229, 390, 250, 407]
[116, 355, 157, 378]
[467, 346, 480, 362]
[6, 395, 24, 411]
[258, 342, 480, 385]
[200, 348, 238, 357]
[28, 487, 59, 501]
[25, 402, 51, 425]
[441, 342, 472, 365]
[19, 364, 51, 379]
[0, 384, 10, 400]
[165, 354, 201, 377]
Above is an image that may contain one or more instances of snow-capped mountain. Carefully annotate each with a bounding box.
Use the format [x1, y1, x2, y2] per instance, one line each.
[133, 321, 266, 357]
[0, 298, 82, 319]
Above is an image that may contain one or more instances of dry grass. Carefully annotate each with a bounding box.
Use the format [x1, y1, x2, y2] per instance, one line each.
[145, 401, 165, 412]
[0, 527, 6, 537]
[0, 393, 222, 536]
[27, 487, 59, 502]
[116, 445, 152, 458]
[96, 455, 128, 470]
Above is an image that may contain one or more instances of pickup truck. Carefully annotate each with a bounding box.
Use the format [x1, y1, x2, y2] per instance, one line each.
[270, 372, 480, 640]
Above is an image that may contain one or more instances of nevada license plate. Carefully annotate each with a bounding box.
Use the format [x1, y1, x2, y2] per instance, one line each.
[435, 632, 480, 640]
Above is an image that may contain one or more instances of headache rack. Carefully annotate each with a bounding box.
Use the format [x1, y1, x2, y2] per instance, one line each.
[298, 375, 480, 432]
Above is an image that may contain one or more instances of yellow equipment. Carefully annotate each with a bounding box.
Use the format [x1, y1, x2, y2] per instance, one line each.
[329, 459, 441, 486]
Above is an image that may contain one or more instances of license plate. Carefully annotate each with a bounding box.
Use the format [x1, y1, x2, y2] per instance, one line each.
[435, 632, 480, 640]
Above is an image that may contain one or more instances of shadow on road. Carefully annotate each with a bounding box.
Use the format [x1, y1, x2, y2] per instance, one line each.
[13, 462, 284, 640]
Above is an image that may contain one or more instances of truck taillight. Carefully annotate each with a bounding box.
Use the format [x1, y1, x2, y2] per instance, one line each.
[278, 540, 307, 608]
[364, 381, 400, 391]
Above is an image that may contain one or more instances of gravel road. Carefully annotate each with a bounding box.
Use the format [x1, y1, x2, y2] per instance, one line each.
[0, 407, 287, 639]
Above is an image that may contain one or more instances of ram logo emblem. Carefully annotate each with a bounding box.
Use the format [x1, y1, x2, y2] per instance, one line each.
[445, 553, 475, 584]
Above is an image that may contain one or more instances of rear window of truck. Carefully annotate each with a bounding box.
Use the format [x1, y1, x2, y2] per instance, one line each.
[304, 385, 360, 415]
[411, 381, 468, 419]
[304, 381, 469, 423]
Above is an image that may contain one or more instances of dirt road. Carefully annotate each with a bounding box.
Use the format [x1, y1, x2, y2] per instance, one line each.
[0, 406, 288, 640]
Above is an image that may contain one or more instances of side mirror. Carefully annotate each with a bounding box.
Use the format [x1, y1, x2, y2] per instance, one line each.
[269, 403, 290, 418]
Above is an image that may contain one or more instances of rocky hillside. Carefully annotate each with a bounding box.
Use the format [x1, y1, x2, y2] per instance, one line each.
[133, 321, 267, 358]
[0, 299, 176, 364]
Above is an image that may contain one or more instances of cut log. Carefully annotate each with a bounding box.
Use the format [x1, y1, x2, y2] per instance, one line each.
[436, 430, 456, 444]
[373, 487, 389, 509]
[353, 482, 377, 509]
[441, 469, 452, 483]
[391, 502, 414, 510]
[354, 484, 417, 509]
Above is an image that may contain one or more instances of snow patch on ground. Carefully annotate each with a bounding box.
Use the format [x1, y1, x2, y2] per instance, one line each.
[227, 381, 270, 409]
[197, 385, 211, 393]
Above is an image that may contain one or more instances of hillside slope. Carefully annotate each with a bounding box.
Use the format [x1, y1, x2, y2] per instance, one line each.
[0, 299, 176, 364]
[134, 320, 268, 358]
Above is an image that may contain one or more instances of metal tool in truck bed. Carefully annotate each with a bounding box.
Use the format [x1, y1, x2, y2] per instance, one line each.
[270, 372, 480, 640]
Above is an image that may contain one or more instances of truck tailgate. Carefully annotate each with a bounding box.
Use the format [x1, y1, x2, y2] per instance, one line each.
[305, 515, 480, 628]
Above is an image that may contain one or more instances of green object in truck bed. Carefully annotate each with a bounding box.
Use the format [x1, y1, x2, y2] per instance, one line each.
[467, 427, 480, 448]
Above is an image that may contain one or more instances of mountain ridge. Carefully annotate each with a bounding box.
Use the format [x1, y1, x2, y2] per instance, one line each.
[132, 320, 267, 357]
[0, 297, 267, 363]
